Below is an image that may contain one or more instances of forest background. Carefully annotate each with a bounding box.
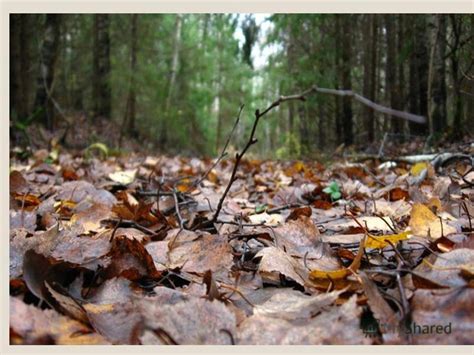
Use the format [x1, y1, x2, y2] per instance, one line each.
[9, 14, 474, 158]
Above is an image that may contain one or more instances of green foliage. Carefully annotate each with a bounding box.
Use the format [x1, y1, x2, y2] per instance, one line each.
[323, 181, 341, 201]
[14, 14, 472, 157]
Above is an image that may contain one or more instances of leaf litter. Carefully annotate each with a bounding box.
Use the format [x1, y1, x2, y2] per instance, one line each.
[9, 145, 474, 345]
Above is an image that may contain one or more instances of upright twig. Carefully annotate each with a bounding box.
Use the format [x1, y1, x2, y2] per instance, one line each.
[188, 105, 244, 192]
[172, 188, 184, 230]
[211, 92, 308, 224]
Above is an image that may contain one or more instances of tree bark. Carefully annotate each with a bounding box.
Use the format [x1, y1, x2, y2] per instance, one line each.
[449, 15, 464, 138]
[93, 14, 111, 119]
[397, 15, 406, 135]
[33, 14, 61, 130]
[341, 15, 353, 145]
[385, 15, 402, 134]
[161, 14, 183, 149]
[362, 14, 375, 142]
[430, 15, 447, 134]
[408, 15, 429, 135]
[10, 15, 21, 121]
[334, 15, 343, 144]
[126, 14, 138, 136]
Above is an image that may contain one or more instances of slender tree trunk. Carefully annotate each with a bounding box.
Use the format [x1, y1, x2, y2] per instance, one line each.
[334, 15, 343, 145]
[215, 16, 223, 153]
[126, 14, 138, 136]
[341, 15, 353, 145]
[385, 15, 402, 134]
[397, 15, 406, 135]
[298, 102, 309, 152]
[466, 15, 474, 133]
[449, 15, 464, 138]
[33, 14, 61, 130]
[370, 16, 378, 140]
[161, 14, 183, 149]
[409, 15, 429, 135]
[19, 15, 32, 118]
[408, 17, 420, 134]
[416, 16, 430, 134]
[318, 101, 326, 148]
[430, 15, 447, 134]
[10, 15, 21, 121]
[287, 21, 297, 152]
[362, 14, 375, 142]
[93, 14, 111, 119]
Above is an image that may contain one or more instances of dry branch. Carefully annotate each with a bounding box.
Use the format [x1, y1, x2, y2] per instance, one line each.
[205, 83, 428, 227]
[310, 86, 426, 124]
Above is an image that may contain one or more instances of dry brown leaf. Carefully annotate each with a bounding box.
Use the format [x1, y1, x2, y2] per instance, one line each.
[255, 247, 305, 286]
[10, 297, 109, 345]
[138, 297, 236, 345]
[414, 249, 474, 287]
[409, 203, 457, 240]
[410, 288, 474, 344]
[237, 295, 370, 345]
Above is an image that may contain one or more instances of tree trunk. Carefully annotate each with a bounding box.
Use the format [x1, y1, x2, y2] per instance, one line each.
[298, 102, 309, 152]
[466, 15, 474, 133]
[449, 15, 464, 138]
[161, 14, 183, 149]
[397, 15, 406, 135]
[286, 20, 297, 153]
[362, 14, 375, 142]
[126, 14, 138, 136]
[409, 15, 429, 135]
[408, 17, 420, 134]
[93, 14, 111, 119]
[10, 15, 21, 121]
[33, 14, 61, 130]
[215, 16, 223, 153]
[318, 101, 326, 148]
[341, 15, 353, 145]
[334, 15, 343, 145]
[385, 15, 402, 134]
[430, 15, 447, 134]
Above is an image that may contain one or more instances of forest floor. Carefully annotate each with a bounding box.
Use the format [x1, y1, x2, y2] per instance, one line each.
[9, 136, 474, 345]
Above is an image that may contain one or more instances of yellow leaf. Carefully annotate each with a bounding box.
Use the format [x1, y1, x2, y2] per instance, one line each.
[427, 197, 442, 213]
[365, 231, 410, 249]
[410, 162, 429, 176]
[310, 235, 366, 281]
[54, 200, 77, 212]
[309, 268, 350, 280]
[409, 203, 457, 240]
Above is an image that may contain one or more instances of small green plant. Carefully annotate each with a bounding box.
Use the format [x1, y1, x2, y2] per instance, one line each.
[323, 181, 341, 201]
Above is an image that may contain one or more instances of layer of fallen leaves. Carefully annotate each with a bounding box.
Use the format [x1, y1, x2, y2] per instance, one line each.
[9, 144, 474, 345]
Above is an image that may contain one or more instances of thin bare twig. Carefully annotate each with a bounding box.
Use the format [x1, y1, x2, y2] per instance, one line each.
[189, 105, 244, 191]
[172, 188, 184, 230]
[212, 92, 310, 224]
